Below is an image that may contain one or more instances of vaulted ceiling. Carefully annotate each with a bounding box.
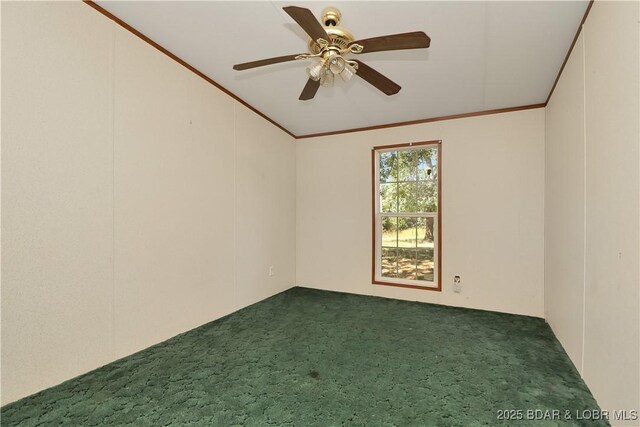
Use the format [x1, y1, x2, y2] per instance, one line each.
[94, 1, 589, 136]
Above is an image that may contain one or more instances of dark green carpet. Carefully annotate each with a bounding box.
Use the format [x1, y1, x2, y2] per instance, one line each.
[2, 287, 605, 426]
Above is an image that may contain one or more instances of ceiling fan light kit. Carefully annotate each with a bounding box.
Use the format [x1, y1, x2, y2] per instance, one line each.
[305, 61, 322, 81]
[233, 6, 431, 100]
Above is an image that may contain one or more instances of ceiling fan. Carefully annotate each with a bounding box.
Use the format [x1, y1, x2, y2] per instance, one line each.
[233, 6, 430, 100]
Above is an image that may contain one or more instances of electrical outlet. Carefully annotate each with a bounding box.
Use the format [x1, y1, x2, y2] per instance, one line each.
[453, 275, 461, 293]
[269, 266, 275, 277]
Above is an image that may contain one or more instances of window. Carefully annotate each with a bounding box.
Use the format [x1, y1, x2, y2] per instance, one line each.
[372, 141, 441, 291]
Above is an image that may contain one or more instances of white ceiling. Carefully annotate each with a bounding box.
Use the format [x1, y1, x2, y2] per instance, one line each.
[95, 1, 589, 136]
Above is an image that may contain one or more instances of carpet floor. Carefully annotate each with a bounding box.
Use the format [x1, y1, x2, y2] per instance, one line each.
[1, 287, 605, 426]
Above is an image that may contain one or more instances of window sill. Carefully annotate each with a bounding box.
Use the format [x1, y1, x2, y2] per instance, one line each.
[373, 279, 442, 292]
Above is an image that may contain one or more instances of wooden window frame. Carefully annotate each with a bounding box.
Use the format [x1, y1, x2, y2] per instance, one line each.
[371, 140, 442, 291]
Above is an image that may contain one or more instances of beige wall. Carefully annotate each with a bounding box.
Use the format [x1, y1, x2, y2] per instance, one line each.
[545, 32, 586, 370]
[545, 1, 639, 422]
[1, 2, 295, 404]
[296, 109, 545, 317]
[1, 1, 116, 406]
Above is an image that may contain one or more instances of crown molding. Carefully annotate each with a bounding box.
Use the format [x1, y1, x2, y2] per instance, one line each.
[296, 103, 546, 139]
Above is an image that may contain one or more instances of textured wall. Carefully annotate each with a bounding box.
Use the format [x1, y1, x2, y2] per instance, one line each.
[545, 1, 639, 422]
[545, 32, 586, 371]
[296, 109, 545, 318]
[1, 1, 116, 406]
[582, 1, 639, 419]
[1, 2, 295, 404]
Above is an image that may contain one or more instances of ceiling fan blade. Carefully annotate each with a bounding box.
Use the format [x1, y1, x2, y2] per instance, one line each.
[233, 54, 302, 71]
[283, 6, 329, 44]
[353, 60, 401, 96]
[299, 78, 320, 101]
[351, 31, 431, 54]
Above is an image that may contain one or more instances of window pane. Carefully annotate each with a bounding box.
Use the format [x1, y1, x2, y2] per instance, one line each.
[397, 248, 417, 280]
[381, 217, 397, 248]
[417, 148, 437, 181]
[417, 248, 434, 281]
[398, 150, 417, 181]
[381, 248, 398, 278]
[416, 180, 437, 212]
[379, 152, 398, 183]
[380, 183, 397, 213]
[376, 145, 439, 286]
[397, 217, 418, 248]
[417, 217, 435, 249]
[397, 182, 418, 212]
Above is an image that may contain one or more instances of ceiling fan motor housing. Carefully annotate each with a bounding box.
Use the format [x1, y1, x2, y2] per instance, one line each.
[308, 7, 355, 53]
